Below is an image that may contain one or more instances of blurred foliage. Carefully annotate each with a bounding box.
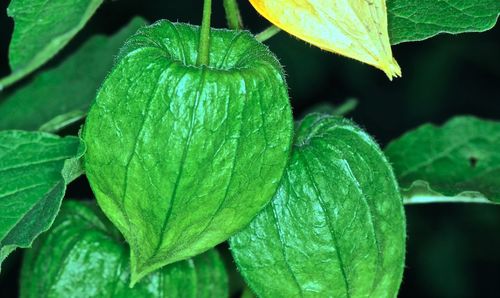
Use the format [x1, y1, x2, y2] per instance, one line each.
[0, 0, 499, 297]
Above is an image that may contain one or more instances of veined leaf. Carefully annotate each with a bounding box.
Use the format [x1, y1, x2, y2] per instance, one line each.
[21, 201, 228, 297]
[83, 20, 293, 284]
[249, 0, 401, 79]
[0, 17, 146, 132]
[230, 114, 406, 297]
[0, 131, 84, 271]
[385, 116, 500, 204]
[0, 0, 103, 89]
[388, 0, 500, 44]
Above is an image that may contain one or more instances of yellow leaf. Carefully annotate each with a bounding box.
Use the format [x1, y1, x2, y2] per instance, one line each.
[250, 0, 401, 79]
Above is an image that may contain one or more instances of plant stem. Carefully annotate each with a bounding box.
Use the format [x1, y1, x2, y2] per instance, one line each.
[223, 0, 243, 30]
[332, 98, 358, 116]
[255, 25, 281, 43]
[403, 196, 494, 205]
[197, 0, 212, 66]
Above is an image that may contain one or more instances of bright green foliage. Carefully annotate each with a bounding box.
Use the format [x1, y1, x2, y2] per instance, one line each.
[386, 116, 500, 204]
[0, 0, 103, 89]
[0, 17, 146, 132]
[230, 114, 406, 297]
[0, 131, 84, 271]
[20, 201, 228, 298]
[388, 0, 500, 44]
[83, 20, 293, 284]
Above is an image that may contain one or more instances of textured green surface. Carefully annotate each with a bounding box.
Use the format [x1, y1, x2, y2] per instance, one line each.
[386, 116, 500, 203]
[230, 114, 406, 297]
[20, 201, 228, 298]
[0, 131, 83, 272]
[83, 20, 293, 284]
[388, 0, 500, 44]
[0, 0, 103, 89]
[0, 17, 146, 131]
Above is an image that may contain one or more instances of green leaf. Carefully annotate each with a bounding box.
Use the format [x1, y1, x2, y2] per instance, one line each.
[0, 17, 146, 131]
[0, 0, 104, 89]
[388, 0, 500, 44]
[20, 201, 228, 297]
[385, 116, 500, 204]
[0, 131, 84, 271]
[400, 180, 495, 205]
[82, 20, 293, 284]
[230, 114, 406, 297]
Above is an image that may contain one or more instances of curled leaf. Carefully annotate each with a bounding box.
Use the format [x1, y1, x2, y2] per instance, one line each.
[250, 0, 401, 79]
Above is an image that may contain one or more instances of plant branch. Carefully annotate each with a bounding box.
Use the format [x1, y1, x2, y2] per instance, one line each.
[223, 0, 243, 30]
[197, 0, 212, 66]
[255, 25, 281, 43]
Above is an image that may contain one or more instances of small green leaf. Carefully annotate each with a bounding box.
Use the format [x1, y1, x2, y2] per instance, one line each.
[82, 20, 293, 284]
[0, 131, 84, 271]
[0, 17, 146, 131]
[0, 0, 104, 89]
[388, 0, 500, 44]
[385, 116, 500, 204]
[20, 201, 228, 297]
[230, 114, 406, 297]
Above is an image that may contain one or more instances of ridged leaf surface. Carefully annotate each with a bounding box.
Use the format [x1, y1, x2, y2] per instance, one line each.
[0, 131, 83, 271]
[83, 20, 293, 283]
[1, 0, 103, 89]
[21, 201, 228, 298]
[230, 114, 406, 297]
[388, 0, 500, 44]
[385, 116, 500, 204]
[0, 17, 146, 131]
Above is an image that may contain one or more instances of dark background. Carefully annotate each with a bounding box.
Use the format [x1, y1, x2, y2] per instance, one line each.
[1, 0, 499, 297]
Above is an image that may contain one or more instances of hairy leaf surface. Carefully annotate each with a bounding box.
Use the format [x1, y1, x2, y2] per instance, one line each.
[385, 116, 500, 203]
[0, 17, 146, 131]
[0, 131, 84, 271]
[388, 0, 500, 44]
[0, 0, 103, 89]
[230, 114, 406, 297]
[83, 20, 293, 284]
[20, 201, 228, 297]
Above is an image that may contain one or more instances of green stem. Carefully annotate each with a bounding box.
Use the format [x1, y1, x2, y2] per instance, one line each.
[255, 25, 281, 43]
[223, 0, 243, 30]
[197, 0, 212, 66]
[332, 98, 358, 116]
[403, 196, 494, 205]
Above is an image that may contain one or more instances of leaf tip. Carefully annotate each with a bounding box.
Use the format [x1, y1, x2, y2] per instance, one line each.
[129, 264, 146, 288]
[129, 277, 139, 288]
[129, 252, 146, 287]
[381, 57, 402, 80]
